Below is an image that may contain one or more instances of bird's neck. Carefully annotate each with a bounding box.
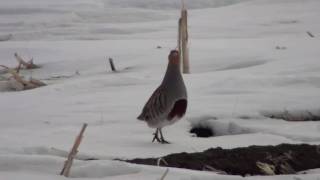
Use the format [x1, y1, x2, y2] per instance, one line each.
[161, 63, 183, 86]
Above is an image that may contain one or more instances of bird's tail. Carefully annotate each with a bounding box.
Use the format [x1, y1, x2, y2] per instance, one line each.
[137, 114, 145, 121]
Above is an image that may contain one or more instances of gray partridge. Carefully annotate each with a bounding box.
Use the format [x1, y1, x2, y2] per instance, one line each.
[138, 50, 187, 144]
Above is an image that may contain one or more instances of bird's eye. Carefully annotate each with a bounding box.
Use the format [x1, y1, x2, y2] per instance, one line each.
[171, 51, 178, 56]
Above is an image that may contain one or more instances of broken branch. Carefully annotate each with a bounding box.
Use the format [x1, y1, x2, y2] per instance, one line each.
[0, 64, 46, 90]
[0, 65, 30, 86]
[307, 31, 315, 38]
[108, 58, 117, 72]
[159, 168, 169, 180]
[14, 52, 39, 69]
[60, 123, 88, 177]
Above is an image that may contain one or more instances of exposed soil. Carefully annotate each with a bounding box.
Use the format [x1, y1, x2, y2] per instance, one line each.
[126, 144, 320, 176]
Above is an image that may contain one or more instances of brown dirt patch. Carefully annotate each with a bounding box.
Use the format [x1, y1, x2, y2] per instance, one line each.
[126, 144, 320, 176]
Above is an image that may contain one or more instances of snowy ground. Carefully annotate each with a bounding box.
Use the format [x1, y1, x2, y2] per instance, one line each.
[1, 0, 320, 179]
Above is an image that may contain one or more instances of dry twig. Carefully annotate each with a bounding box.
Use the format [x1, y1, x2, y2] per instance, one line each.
[108, 58, 117, 72]
[14, 52, 40, 69]
[60, 123, 88, 177]
[307, 31, 315, 38]
[159, 168, 169, 180]
[0, 64, 45, 90]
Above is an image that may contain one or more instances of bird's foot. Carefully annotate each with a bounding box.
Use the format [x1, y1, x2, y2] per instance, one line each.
[160, 139, 170, 144]
[159, 128, 170, 144]
[152, 134, 161, 143]
[152, 129, 161, 143]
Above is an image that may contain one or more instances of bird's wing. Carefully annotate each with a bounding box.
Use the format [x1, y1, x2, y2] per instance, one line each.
[137, 86, 168, 121]
[167, 99, 187, 120]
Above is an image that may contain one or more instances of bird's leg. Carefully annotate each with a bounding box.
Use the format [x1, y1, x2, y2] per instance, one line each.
[159, 128, 170, 144]
[152, 128, 161, 143]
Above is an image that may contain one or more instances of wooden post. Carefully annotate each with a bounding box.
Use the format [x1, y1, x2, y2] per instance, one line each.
[60, 123, 88, 177]
[178, 18, 183, 70]
[180, 2, 190, 74]
[108, 58, 116, 72]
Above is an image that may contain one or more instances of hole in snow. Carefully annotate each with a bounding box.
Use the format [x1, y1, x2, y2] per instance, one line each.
[189, 118, 252, 137]
[190, 126, 214, 137]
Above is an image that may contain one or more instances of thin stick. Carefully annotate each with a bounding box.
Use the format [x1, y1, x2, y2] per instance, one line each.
[29, 77, 46, 87]
[157, 157, 168, 166]
[16, 62, 22, 73]
[159, 168, 169, 180]
[0, 65, 9, 75]
[307, 31, 315, 38]
[203, 165, 227, 174]
[60, 123, 88, 177]
[0, 65, 34, 87]
[14, 53, 39, 69]
[108, 58, 117, 72]
[0, 65, 9, 70]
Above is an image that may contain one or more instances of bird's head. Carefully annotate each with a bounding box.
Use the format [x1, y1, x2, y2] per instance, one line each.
[168, 50, 180, 65]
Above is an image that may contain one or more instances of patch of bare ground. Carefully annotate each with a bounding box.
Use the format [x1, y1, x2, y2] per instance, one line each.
[126, 144, 320, 176]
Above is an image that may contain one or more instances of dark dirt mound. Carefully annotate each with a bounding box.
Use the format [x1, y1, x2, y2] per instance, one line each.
[126, 144, 320, 176]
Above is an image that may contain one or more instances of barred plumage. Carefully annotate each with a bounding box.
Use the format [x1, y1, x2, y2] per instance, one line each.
[138, 87, 167, 121]
[137, 50, 187, 144]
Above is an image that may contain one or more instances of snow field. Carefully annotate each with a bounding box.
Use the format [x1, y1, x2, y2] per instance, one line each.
[1, 0, 320, 179]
